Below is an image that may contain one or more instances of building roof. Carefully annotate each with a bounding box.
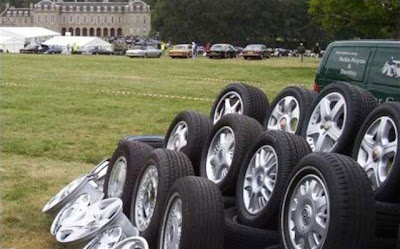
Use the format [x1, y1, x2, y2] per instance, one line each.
[0, 27, 60, 39]
[43, 35, 111, 48]
[0, 36, 24, 44]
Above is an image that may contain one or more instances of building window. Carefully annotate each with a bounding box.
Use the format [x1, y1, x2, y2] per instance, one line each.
[45, 15, 48, 23]
[70, 16, 72, 22]
[136, 16, 139, 23]
[63, 16, 66, 23]
[143, 16, 146, 24]
[119, 16, 121, 24]
[51, 15, 55, 23]
[111, 16, 114, 24]
[83, 16, 86, 23]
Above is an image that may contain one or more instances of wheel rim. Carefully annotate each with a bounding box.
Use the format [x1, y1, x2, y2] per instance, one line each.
[268, 96, 300, 133]
[286, 174, 330, 249]
[356, 116, 398, 190]
[113, 236, 149, 249]
[206, 126, 235, 184]
[84, 226, 123, 249]
[160, 193, 182, 249]
[89, 159, 109, 181]
[135, 165, 158, 232]
[242, 145, 278, 215]
[43, 175, 86, 213]
[306, 92, 347, 152]
[108, 156, 128, 198]
[166, 121, 188, 151]
[213, 91, 243, 124]
[56, 198, 122, 243]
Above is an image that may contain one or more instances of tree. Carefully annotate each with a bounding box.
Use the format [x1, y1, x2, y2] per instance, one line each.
[308, 0, 400, 39]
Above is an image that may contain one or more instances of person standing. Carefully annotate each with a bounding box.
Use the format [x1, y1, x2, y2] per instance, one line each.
[192, 41, 197, 59]
[298, 43, 306, 62]
[313, 42, 321, 59]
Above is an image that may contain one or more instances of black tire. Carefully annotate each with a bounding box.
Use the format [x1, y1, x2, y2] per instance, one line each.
[200, 114, 264, 196]
[369, 237, 397, 249]
[264, 245, 281, 249]
[223, 196, 236, 209]
[211, 83, 269, 125]
[280, 153, 375, 249]
[352, 102, 400, 202]
[236, 131, 311, 229]
[264, 86, 317, 134]
[244, 56, 248, 60]
[224, 207, 279, 249]
[158, 176, 224, 249]
[120, 135, 165, 149]
[375, 201, 400, 238]
[164, 111, 212, 175]
[301, 82, 378, 154]
[130, 149, 194, 249]
[103, 140, 153, 217]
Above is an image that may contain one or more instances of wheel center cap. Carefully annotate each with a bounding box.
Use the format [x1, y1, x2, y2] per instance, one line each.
[256, 174, 263, 186]
[323, 121, 331, 130]
[301, 205, 312, 226]
[372, 146, 382, 161]
[280, 117, 288, 129]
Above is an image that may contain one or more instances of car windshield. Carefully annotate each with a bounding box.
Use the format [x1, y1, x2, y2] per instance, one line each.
[173, 45, 188, 50]
[146, 46, 155, 50]
[133, 46, 145, 50]
[25, 44, 38, 49]
[245, 45, 262, 50]
[211, 44, 224, 49]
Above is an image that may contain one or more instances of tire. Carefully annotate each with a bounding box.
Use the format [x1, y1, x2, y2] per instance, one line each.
[211, 83, 269, 125]
[223, 196, 236, 209]
[158, 176, 224, 249]
[280, 152, 375, 249]
[264, 86, 317, 134]
[352, 102, 400, 202]
[130, 149, 194, 249]
[369, 237, 397, 249]
[236, 131, 311, 229]
[375, 201, 400, 238]
[265, 245, 281, 249]
[224, 207, 279, 249]
[120, 135, 165, 149]
[164, 111, 212, 175]
[301, 82, 378, 154]
[200, 114, 264, 196]
[103, 140, 153, 217]
[244, 57, 248, 60]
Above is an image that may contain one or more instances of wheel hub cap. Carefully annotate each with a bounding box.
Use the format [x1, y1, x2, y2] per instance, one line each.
[268, 96, 300, 133]
[108, 156, 128, 198]
[166, 121, 188, 152]
[161, 194, 182, 249]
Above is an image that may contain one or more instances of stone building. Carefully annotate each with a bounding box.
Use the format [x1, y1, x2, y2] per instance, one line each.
[0, 0, 151, 37]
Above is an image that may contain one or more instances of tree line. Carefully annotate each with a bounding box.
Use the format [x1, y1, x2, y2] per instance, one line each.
[2, 0, 399, 48]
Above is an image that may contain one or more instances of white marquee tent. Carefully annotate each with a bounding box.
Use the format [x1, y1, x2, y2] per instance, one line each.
[0, 27, 60, 44]
[0, 36, 24, 53]
[43, 36, 112, 52]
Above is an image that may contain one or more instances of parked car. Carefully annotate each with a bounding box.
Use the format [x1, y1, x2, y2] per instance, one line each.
[87, 47, 113, 55]
[169, 44, 192, 58]
[197, 46, 205, 55]
[273, 48, 290, 57]
[242, 44, 269, 59]
[20, 44, 42, 54]
[208, 44, 237, 59]
[315, 40, 400, 102]
[42, 45, 62, 54]
[126, 45, 162, 58]
[235, 46, 244, 55]
[113, 43, 129, 55]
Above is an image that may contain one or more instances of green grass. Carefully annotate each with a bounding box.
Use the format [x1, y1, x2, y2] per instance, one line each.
[1, 54, 319, 248]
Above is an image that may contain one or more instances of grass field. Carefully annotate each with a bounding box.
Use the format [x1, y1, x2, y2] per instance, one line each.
[0, 54, 319, 248]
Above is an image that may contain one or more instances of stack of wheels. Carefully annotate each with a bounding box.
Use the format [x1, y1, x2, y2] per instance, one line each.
[224, 131, 311, 249]
[210, 83, 269, 125]
[301, 82, 378, 154]
[264, 86, 317, 134]
[351, 102, 400, 248]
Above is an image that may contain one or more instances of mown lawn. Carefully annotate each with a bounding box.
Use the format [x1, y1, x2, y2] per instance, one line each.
[0, 54, 319, 248]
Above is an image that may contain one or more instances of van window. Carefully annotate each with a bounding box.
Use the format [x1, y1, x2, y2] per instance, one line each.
[370, 48, 400, 86]
[324, 47, 371, 82]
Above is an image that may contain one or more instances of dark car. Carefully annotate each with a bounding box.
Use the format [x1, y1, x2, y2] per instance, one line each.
[208, 44, 237, 59]
[87, 47, 113, 55]
[242, 44, 269, 59]
[42, 45, 62, 54]
[20, 44, 41, 54]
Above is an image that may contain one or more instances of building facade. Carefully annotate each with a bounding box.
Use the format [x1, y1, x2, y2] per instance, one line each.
[0, 0, 151, 37]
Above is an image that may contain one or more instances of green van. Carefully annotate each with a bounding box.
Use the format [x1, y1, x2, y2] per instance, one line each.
[314, 40, 400, 103]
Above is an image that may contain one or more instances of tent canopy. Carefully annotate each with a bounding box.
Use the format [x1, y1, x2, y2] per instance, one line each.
[0, 36, 25, 53]
[0, 27, 60, 39]
[43, 36, 112, 51]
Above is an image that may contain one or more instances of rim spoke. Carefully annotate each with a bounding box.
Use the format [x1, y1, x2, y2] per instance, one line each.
[382, 141, 397, 156]
[377, 118, 389, 142]
[331, 98, 345, 120]
[224, 98, 231, 114]
[361, 135, 374, 153]
[319, 98, 331, 119]
[307, 122, 321, 135]
[327, 125, 342, 142]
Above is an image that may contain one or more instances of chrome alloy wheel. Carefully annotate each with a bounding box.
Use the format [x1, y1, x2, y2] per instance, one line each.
[113, 236, 149, 249]
[285, 173, 330, 249]
[108, 156, 128, 198]
[268, 96, 300, 133]
[213, 91, 243, 124]
[357, 116, 398, 190]
[55, 198, 123, 245]
[134, 166, 158, 232]
[159, 193, 182, 249]
[242, 145, 278, 215]
[166, 121, 188, 151]
[83, 226, 124, 249]
[306, 92, 347, 152]
[206, 126, 235, 184]
[89, 158, 110, 190]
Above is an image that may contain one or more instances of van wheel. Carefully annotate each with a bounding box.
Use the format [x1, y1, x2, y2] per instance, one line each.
[301, 82, 378, 154]
[165, 111, 212, 175]
[236, 131, 311, 229]
[264, 86, 317, 134]
[211, 83, 269, 124]
[200, 114, 263, 196]
[281, 153, 375, 249]
[158, 177, 224, 249]
[352, 102, 400, 201]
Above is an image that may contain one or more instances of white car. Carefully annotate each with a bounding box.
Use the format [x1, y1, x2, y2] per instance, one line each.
[126, 45, 162, 58]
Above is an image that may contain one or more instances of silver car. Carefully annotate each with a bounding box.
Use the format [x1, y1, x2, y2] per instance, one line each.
[126, 45, 162, 58]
